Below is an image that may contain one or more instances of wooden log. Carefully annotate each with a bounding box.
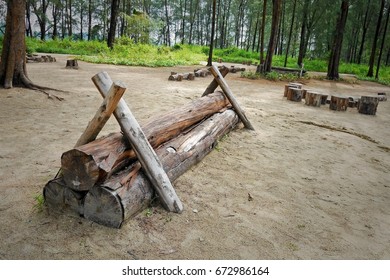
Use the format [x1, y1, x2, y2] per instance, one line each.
[210, 65, 255, 130]
[329, 95, 349, 111]
[83, 109, 239, 228]
[168, 73, 183, 81]
[283, 83, 302, 97]
[287, 88, 303, 102]
[194, 69, 210, 77]
[202, 66, 229, 96]
[92, 73, 183, 213]
[358, 96, 379, 115]
[61, 90, 230, 191]
[304, 91, 322, 107]
[43, 177, 86, 216]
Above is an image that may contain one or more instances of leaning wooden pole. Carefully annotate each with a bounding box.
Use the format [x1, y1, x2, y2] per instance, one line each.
[74, 81, 126, 147]
[210, 65, 255, 130]
[92, 72, 183, 213]
[202, 66, 230, 96]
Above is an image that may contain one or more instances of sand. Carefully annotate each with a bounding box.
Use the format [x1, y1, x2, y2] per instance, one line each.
[0, 54, 389, 260]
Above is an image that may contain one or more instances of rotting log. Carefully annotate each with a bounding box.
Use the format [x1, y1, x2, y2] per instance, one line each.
[83, 109, 239, 228]
[210, 65, 255, 130]
[61, 91, 231, 191]
[329, 95, 349, 111]
[358, 96, 379, 115]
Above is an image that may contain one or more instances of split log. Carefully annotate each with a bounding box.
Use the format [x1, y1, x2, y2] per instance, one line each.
[210, 65, 255, 130]
[202, 66, 229, 96]
[61, 91, 230, 191]
[358, 96, 379, 115]
[287, 88, 303, 102]
[329, 95, 349, 111]
[83, 109, 239, 228]
[305, 91, 322, 107]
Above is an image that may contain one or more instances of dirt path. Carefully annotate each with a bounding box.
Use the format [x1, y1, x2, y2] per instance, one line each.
[0, 54, 389, 260]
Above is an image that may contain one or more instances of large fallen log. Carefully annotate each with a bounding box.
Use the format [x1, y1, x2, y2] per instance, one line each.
[61, 91, 231, 191]
[83, 109, 239, 228]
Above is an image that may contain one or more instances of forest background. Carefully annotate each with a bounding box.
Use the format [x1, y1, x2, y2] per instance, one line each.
[0, 0, 389, 84]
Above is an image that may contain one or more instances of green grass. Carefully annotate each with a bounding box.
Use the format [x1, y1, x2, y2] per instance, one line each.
[3, 37, 384, 84]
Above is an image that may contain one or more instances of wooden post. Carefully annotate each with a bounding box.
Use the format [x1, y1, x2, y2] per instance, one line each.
[74, 81, 126, 147]
[202, 66, 229, 96]
[287, 88, 303, 102]
[210, 65, 255, 130]
[358, 96, 379, 115]
[92, 72, 184, 213]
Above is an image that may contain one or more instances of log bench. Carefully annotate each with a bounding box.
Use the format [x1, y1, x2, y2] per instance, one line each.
[358, 96, 379, 115]
[329, 95, 349, 111]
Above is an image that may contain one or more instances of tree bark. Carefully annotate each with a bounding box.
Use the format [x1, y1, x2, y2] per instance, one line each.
[263, 0, 282, 73]
[327, 0, 349, 80]
[367, 0, 385, 77]
[375, 2, 390, 80]
[83, 109, 239, 228]
[259, 0, 267, 64]
[107, 0, 120, 48]
[284, 0, 297, 67]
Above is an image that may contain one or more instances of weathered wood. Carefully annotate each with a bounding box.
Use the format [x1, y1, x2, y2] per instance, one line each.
[74, 81, 126, 148]
[304, 91, 322, 107]
[358, 96, 379, 115]
[202, 66, 229, 96]
[283, 83, 302, 97]
[66, 59, 78, 69]
[83, 109, 239, 228]
[43, 177, 86, 216]
[229, 66, 246, 73]
[210, 65, 255, 130]
[377, 93, 387, 101]
[92, 72, 183, 213]
[329, 95, 349, 111]
[61, 90, 230, 191]
[168, 73, 183, 81]
[194, 69, 210, 77]
[287, 88, 303, 102]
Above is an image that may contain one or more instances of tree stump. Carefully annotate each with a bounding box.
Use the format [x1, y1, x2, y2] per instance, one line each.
[283, 82, 302, 97]
[287, 88, 303, 102]
[66, 59, 78, 69]
[329, 95, 349, 111]
[305, 91, 322, 107]
[358, 96, 379, 115]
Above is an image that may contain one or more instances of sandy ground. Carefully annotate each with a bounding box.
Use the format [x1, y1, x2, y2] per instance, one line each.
[0, 54, 389, 260]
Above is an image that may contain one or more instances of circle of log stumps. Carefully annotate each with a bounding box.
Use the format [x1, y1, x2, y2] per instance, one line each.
[358, 96, 379, 115]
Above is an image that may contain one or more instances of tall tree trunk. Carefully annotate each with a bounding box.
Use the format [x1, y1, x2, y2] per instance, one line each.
[181, 0, 187, 44]
[357, 0, 372, 64]
[25, 1, 33, 37]
[327, 0, 349, 80]
[284, 0, 297, 67]
[207, 0, 216, 66]
[263, 0, 282, 73]
[164, 0, 171, 46]
[107, 0, 120, 48]
[52, 2, 59, 39]
[297, 0, 309, 67]
[367, 0, 385, 77]
[259, 0, 267, 64]
[375, 2, 390, 80]
[88, 0, 92, 40]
